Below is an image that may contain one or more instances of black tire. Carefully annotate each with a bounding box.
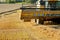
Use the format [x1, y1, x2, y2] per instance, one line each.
[35, 19, 37, 23]
[52, 18, 60, 24]
[35, 19, 44, 24]
[39, 19, 44, 24]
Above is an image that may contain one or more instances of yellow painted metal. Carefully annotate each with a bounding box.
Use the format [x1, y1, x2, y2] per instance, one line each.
[21, 0, 60, 21]
[21, 10, 60, 21]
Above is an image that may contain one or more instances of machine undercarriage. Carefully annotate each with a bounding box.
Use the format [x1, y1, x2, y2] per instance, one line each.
[20, 0, 60, 24]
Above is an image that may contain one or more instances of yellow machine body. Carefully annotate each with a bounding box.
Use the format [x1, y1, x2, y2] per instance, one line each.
[20, 0, 60, 22]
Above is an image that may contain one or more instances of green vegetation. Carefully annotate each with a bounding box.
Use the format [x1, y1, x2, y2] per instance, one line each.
[24, 0, 37, 4]
[0, 0, 16, 3]
[0, 0, 37, 4]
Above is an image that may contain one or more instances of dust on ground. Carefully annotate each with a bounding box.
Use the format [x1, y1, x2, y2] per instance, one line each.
[0, 10, 60, 40]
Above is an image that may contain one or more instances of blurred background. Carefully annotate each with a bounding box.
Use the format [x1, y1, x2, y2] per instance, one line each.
[0, 0, 37, 4]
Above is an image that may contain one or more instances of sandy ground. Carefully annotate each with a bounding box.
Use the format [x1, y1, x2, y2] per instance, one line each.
[0, 10, 60, 40]
[0, 4, 21, 13]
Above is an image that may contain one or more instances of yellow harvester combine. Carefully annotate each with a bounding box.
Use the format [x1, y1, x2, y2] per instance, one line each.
[20, 0, 60, 24]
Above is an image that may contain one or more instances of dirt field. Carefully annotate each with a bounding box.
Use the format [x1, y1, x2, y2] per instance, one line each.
[0, 10, 60, 40]
[0, 4, 21, 13]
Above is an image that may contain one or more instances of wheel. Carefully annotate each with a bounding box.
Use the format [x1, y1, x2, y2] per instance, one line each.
[35, 19, 44, 24]
[52, 18, 60, 24]
[39, 19, 44, 24]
